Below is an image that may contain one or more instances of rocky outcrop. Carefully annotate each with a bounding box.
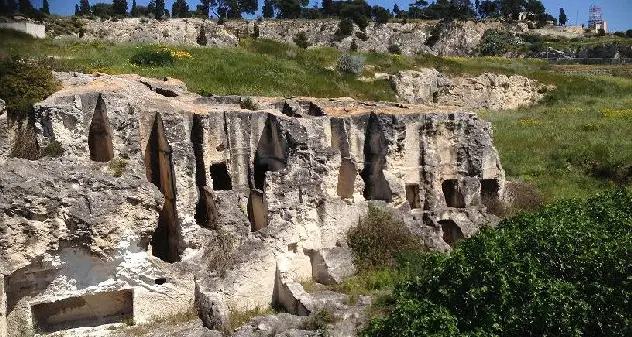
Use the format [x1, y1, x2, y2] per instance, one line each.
[74, 18, 522, 56]
[0, 72, 505, 336]
[390, 68, 549, 110]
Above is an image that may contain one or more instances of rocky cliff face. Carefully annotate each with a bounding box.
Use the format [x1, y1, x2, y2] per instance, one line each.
[390, 68, 549, 110]
[0, 72, 505, 336]
[75, 18, 519, 56]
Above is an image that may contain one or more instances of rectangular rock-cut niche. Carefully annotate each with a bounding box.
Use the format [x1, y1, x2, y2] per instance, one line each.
[31, 289, 133, 333]
[337, 158, 356, 199]
[210, 162, 232, 190]
[405, 184, 422, 209]
[248, 189, 268, 231]
[442, 179, 465, 208]
[481, 179, 500, 200]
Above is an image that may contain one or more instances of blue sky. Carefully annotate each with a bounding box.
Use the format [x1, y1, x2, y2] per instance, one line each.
[35, 0, 631, 31]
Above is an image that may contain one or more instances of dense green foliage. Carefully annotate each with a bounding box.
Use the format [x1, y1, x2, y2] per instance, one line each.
[478, 29, 522, 56]
[363, 190, 632, 336]
[0, 55, 59, 120]
[130, 47, 174, 66]
[336, 54, 365, 75]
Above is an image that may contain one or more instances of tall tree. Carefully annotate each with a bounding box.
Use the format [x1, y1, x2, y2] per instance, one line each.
[75, 4, 80, 15]
[478, 0, 498, 18]
[113, 0, 128, 15]
[6, 0, 17, 14]
[558, 7, 567, 26]
[0, 0, 7, 15]
[262, 0, 274, 18]
[41, 0, 50, 15]
[392, 3, 400, 17]
[149, 0, 165, 18]
[18, 0, 34, 14]
[130, 0, 137, 16]
[498, 0, 526, 20]
[198, 0, 211, 17]
[172, 0, 190, 17]
[273, 0, 308, 19]
[321, 0, 333, 16]
[79, 0, 91, 15]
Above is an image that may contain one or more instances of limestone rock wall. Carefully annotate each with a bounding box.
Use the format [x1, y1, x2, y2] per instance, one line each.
[76, 18, 518, 56]
[390, 68, 549, 110]
[0, 73, 505, 336]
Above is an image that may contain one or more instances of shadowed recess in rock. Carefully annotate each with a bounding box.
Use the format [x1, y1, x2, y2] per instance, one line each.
[190, 114, 207, 187]
[248, 189, 268, 231]
[337, 157, 357, 199]
[442, 179, 465, 208]
[481, 179, 500, 204]
[360, 113, 392, 202]
[210, 163, 232, 190]
[406, 184, 422, 209]
[87, 94, 114, 162]
[439, 219, 464, 247]
[30, 289, 133, 333]
[152, 199, 181, 262]
[252, 115, 288, 190]
[195, 186, 218, 230]
[5, 261, 56, 315]
[145, 112, 180, 262]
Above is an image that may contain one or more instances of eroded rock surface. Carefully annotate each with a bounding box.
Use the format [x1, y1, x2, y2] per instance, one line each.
[0, 72, 505, 336]
[391, 68, 549, 110]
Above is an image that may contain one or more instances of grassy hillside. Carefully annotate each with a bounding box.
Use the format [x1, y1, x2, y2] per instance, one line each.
[1, 29, 631, 202]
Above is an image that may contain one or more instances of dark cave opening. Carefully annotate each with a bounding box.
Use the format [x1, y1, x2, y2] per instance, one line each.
[439, 220, 464, 247]
[87, 94, 114, 162]
[210, 162, 232, 190]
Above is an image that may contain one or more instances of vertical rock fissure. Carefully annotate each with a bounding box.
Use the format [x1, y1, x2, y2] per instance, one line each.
[249, 115, 287, 231]
[145, 112, 181, 262]
[87, 94, 114, 162]
[191, 115, 218, 229]
[406, 184, 421, 209]
[360, 113, 392, 202]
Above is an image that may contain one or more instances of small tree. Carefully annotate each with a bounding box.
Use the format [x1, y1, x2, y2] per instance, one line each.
[558, 8, 567, 26]
[18, 0, 34, 15]
[130, 0, 137, 16]
[79, 0, 91, 15]
[262, 0, 274, 18]
[41, 0, 50, 15]
[626, 29, 632, 38]
[172, 0, 190, 17]
[293, 31, 311, 49]
[371, 5, 391, 24]
[196, 25, 207, 46]
[598, 28, 606, 37]
[113, 0, 128, 16]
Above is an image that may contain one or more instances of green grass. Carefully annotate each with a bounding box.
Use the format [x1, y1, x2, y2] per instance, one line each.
[2, 28, 632, 201]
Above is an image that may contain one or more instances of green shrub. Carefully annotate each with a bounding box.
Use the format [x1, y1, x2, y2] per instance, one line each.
[300, 308, 337, 331]
[240, 97, 258, 110]
[350, 39, 358, 52]
[41, 141, 65, 157]
[130, 48, 174, 67]
[109, 158, 128, 177]
[355, 31, 368, 41]
[362, 190, 632, 336]
[335, 18, 354, 41]
[627, 29, 632, 38]
[293, 32, 311, 49]
[0, 57, 59, 121]
[196, 26, 207, 46]
[478, 29, 523, 56]
[348, 204, 425, 271]
[10, 125, 40, 160]
[337, 54, 366, 75]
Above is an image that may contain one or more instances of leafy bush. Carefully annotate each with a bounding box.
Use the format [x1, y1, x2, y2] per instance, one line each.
[196, 26, 207, 46]
[41, 141, 65, 157]
[335, 18, 354, 41]
[300, 308, 337, 331]
[627, 29, 632, 38]
[362, 190, 632, 336]
[130, 48, 175, 67]
[293, 32, 311, 49]
[240, 97, 258, 110]
[0, 57, 59, 121]
[355, 31, 368, 41]
[478, 29, 523, 56]
[336, 54, 366, 75]
[109, 158, 128, 177]
[348, 204, 425, 270]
